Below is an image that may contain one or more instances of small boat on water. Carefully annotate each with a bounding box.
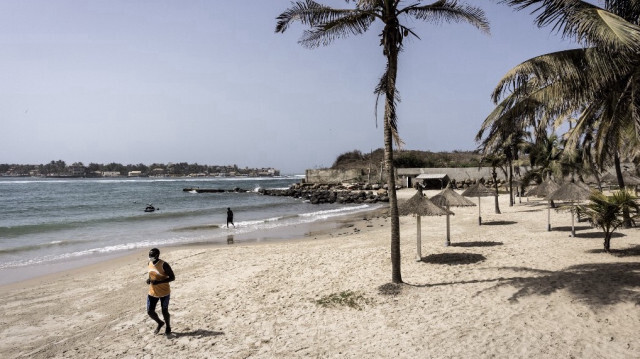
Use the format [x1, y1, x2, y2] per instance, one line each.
[144, 204, 157, 212]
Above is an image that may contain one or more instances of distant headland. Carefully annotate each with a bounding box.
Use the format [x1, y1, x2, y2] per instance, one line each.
[0, 161, 280, 178]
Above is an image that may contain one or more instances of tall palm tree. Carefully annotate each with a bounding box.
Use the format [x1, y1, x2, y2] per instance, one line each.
[276, 1, 489, 283]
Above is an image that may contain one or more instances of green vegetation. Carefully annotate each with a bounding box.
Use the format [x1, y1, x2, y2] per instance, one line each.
[577, 190, 640, 252]
[314, 290, 372, 310]
[332, 149, 481, 170]
[0, 161, 278, 177]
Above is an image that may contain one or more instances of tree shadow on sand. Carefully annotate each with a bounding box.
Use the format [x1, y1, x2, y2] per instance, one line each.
[450, 241, 503, 248]
[480, 220, 517, 226]
[552, 225, 593, 233]
[478, 263, 640, 307]
[586, 245, 640, 257]
[577, 231, 625, 239]
[171, 330, 224, 338]
[421, 253, 486, 265]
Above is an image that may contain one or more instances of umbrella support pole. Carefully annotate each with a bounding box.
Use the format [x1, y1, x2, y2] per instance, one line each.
[547, 205, 551, 231]
[571, 209, 575, 237]
[416, 216, 422, 261]
[478, 196, 482, 225]
[445, 211, 451, 246]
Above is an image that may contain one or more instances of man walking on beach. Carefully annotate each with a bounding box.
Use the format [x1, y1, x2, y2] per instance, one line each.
[146, 248, 175, 336]
[227, 207, 235, 228]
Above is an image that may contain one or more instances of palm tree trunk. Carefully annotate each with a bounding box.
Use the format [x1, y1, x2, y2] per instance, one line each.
[492, 167, 501, 214]
[508, 159, 514, 207]
[614, 151, 632, 227]
[383, 23, 402, 284]
[604, 233, 611, 252]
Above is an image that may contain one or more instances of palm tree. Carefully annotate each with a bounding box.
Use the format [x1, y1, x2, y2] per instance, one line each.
[276, 1, 489, 283]
[577, 189, 639, 252]
[480, 154, 505, 214]
[493, 0, 640, 181]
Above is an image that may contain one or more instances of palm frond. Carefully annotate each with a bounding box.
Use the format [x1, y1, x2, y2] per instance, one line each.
[500, 0, 640, 51]
[403, 0, 490, 34]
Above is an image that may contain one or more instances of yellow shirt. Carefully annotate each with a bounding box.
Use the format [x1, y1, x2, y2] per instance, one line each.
[148, 259, 171, 298]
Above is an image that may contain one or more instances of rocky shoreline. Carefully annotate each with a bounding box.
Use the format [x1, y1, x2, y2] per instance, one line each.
[259, 183, 390, 204]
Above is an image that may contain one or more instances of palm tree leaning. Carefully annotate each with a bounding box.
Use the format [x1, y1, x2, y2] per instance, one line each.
[276, 0, 489, 283]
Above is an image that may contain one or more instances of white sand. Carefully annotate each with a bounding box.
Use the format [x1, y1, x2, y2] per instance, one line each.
[1, 188, 640, 358]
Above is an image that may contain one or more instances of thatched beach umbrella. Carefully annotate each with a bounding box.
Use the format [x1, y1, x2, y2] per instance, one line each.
[525, 179, 560, 231]
[601, 171, 640, 186]
[398, 188, 452, 261]
[526, 178, 560, 198]
[546, 182, 592, 237]
[461, 182, 496, 225]
[431, 186, 475, 246]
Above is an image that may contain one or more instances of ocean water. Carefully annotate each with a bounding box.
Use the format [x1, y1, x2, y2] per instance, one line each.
[0, 177, 379, 281]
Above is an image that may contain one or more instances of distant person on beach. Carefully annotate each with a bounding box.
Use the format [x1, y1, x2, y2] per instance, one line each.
[146, 248, 175, 336]
[227, 207, 235, 228]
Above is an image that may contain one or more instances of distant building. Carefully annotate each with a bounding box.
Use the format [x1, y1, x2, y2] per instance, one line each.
[128, 171, 143, 177]
[102, 171, 121, 177]
[68, 165, 86, 177]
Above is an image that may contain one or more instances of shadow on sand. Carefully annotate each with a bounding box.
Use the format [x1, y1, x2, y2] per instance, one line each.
[481, 220, 517, 226]
[409, 263, 640, 307]
[421, 253, 486, 265]
[577, 231, 625, 239]
[171, 330, 225, 339]
[450, 241, 503, 248]
[586, 245, 640, 257]
[477, 263, 640, 307]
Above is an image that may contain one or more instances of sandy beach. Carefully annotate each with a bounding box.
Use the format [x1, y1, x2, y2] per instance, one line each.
[1, 188, 640, 358]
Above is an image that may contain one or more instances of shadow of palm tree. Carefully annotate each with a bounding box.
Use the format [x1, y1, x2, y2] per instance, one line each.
[481, 220, 517, 226]
[586, 246, 640, 257]
[479, 263, 640, 307]
[553, 225, 592, 232]
[450, 241, 503, 247]
[171, 329, 224, 338]
[578, 232, 625, 239]
[421, 253, 486, 265]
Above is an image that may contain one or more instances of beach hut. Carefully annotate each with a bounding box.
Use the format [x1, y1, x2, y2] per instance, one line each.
[546, 182, 592, 237]
[398, 187, 452, 261]
[431, 185, 475, 246]
[461, 182, 496, 225]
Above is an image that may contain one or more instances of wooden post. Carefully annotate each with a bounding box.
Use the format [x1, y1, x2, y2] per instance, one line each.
[416, 216, 422, 261]
[547, 202, 552, 231]
[445, 205, 451, 246]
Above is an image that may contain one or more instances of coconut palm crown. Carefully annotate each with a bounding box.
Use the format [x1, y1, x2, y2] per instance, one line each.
[276, 0, 489, 283]
[485, 0, 640, 192]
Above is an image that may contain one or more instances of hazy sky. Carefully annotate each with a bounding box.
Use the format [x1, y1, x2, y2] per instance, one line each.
[0, 0, 578, 174]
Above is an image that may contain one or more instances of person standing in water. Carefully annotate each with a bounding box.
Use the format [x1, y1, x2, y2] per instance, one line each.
[227, 207, 235, 228]
[146, 248, 175, 336]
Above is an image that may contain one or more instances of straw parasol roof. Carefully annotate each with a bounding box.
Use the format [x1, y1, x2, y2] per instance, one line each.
[600, 171, 640, 186]
[431, 186, 475, 246]
[398, 188, 452, 261]
[545, 182, 592, 202]
[526, 178, 560, 198]
[461, 183, 495, 197]
[431, 187, 476, 208]
[462, 182, 496, 226]
[398, 189, 452, 217]
[545, 182, 593, 237]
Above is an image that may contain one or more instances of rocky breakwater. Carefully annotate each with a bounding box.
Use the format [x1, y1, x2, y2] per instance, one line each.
[258, 183, 390, 204]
